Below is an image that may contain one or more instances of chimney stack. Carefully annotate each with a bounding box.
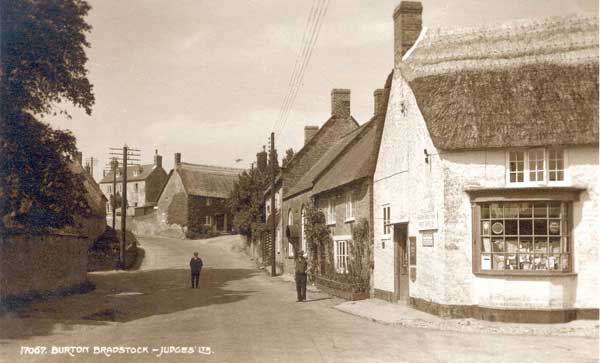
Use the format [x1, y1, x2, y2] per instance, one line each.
[374, 89, 386, 116]
[154, 149, 163, 169]
[174, 152, 181, 166]
[394, 1, 423, 65]
[331, 89, 351, 118]
[304, 126, 319, 145]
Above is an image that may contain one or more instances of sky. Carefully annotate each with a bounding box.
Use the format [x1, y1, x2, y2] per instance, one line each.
[45, 0, 598, 181]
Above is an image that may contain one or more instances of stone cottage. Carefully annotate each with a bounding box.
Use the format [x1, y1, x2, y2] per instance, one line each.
[99, 150, 168, 217]
[156, 153, 245, 236]
[279, 89, 360, 276]
[306, 82, 391, 299]
[373, 1, 599, 322]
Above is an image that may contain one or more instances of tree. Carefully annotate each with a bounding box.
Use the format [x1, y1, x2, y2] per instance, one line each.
[0, 0, 95, 233]
[228, 166, 269, 239]
[281, 148, 295, 168]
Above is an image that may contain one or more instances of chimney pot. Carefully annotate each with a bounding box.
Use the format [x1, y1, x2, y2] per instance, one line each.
[304, 126, 319, 145]
[174, 153, 181, 166]
[331, 89, 351, 118]
[154, 151, 163, 169]
[394, 1, 423, 65]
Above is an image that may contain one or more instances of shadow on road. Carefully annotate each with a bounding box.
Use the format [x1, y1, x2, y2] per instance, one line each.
[0, 267, 257, 340]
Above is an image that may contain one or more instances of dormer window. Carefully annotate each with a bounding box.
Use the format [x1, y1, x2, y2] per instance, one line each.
[133, 169, 139, 177]
[507, 148, 565, 185]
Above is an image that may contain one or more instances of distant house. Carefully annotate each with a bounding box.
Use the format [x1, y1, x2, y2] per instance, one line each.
[99, 150, 168, 217]
[278, 89, 360, 276]
[156, 153, 245, 235]
[373, 1, 598, 322]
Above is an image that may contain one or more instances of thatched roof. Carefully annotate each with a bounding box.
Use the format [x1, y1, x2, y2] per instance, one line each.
[69, 162, 107, 217]
[176, 162, 245, 199]
[400, 14, 599, 150]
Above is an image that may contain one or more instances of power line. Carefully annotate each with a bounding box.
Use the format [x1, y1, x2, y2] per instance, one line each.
[278, 0, 330, 134]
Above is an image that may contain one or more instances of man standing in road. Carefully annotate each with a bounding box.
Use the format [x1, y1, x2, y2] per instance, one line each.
[295, 251, 308, 302]
[190, 252, 203, 288]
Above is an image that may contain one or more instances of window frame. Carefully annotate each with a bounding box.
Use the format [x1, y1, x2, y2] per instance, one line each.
[469, 191, 579, 276]
[506, 148, 568, 186]
[300, 206, 307, 254]
[288, 209, 294, 257]
[382, 204, 391, 237]
[333, 236, 351, 274]
[345, 191, 355, 222]
[327, 197, 336, 225]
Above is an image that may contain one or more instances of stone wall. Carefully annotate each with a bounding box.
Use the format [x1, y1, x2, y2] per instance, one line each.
[0, 232, 91, 303]
[157, 170, 188, 230]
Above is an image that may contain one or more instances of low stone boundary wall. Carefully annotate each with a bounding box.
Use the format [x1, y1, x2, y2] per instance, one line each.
[315, 276, 369, 301]
[0, 232, 91, 305]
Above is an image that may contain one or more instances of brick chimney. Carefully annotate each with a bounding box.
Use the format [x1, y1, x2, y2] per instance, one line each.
[374, 89, 386, 116]
[394, 1, 423, 65]
[174, 152, 181, 166]
[256, 145, 268, 173]
[304, 126, 319, 145]
[154, 149, 163, 169]
[331, 89, 351, 118]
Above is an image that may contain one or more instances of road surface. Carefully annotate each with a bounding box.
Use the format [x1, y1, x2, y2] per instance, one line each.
[0, 234, 597, 363]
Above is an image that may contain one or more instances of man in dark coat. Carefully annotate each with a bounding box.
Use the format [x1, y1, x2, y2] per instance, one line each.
[295, 251, 308, 302]
[190, 252, 203, 288]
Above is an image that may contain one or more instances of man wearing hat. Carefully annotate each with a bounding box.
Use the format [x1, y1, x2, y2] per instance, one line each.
[295, 251, 308, 302]
[190, 252, 203, 288]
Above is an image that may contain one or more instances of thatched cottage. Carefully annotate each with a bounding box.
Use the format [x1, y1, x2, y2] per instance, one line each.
[156, 153, 245, 236]
[372, 1, 598, 322]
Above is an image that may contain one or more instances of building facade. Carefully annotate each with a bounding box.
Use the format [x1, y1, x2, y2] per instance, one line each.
[156, 153, 244, 236]
[372, 1, 599, 322]
[99, 150, 168, 217]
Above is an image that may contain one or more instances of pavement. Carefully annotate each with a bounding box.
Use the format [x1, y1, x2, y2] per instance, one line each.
[0, 234, 598, 363]
[334, 299, 599, 338]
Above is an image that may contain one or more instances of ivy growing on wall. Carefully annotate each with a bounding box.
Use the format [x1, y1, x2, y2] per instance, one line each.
[303, 205, 333, 280]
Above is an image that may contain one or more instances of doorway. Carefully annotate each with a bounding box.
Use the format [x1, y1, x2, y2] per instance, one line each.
[215, 214, 225, 232]
[394, 223, 409, 302]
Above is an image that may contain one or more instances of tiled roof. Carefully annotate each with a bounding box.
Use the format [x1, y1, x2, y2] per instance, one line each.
[99, 164, 158, 183]
[401, 14, 598, 150]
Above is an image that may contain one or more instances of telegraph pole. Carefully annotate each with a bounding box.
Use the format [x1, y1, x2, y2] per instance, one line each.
[121, 145, 128, 269]
[111, 157, 118, 230]
[108, 145, 140, 269]
[270, 132, 276, 277]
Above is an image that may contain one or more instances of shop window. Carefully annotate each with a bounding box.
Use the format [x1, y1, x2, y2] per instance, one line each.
[508, 148, 565, 184]
[382, 205, 391, 235]
[345, 191, 354, 221]
[476, 201, 571, 273]
[334, 239, 349, 274]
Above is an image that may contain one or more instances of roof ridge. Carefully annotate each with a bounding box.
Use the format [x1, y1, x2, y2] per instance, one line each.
[179, 162, 246, 173]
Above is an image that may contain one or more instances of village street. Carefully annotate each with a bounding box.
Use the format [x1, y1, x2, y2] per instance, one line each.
[0, 234, 597, 363]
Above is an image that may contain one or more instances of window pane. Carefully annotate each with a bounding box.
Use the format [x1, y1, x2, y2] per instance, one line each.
[534, 203, 547, 218]
[492, 239, 504, 252]
[504, 203, 519, 218]
[548, 255, 560, 270]
[519, 254, 532, 270]
[481, 254, 492, 270]
[517, 173, 524, 182]
[493, 254, 506, 270]
[534, 237, 548, 253]
[533, 254, 548, 271]
[482, 221, 490, 235]
[510, 173, 516, 183]
[519, 203, 532, 218]
[481, 204, 490, 219]
[519, 220, 532, 235]
[556, 171, 564, 180]
[550, 237, 561, 254]
[506, 254, 518, 270]
[506, 239, 518, 253]
[482, 238, 491, 252]
[534, 219, 548, 235]
[490, 204, 503, 218]
[505, 220, 518, 235]
[561, 254, 569, 271]
[548, 203, 561, 218]
[519, 239, 532, 253]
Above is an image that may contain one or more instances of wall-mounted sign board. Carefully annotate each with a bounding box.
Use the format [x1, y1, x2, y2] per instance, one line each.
[421, 231, 434, 247]
[417, 210, 437, 231]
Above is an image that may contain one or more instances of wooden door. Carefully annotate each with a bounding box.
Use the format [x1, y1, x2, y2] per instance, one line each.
[394, 223, 409, 302]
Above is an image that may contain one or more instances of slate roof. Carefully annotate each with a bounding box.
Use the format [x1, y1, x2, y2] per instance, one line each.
[400, 14, 599, 150]
[99, 164, 158, 183]
[176, 162, 245, 199]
